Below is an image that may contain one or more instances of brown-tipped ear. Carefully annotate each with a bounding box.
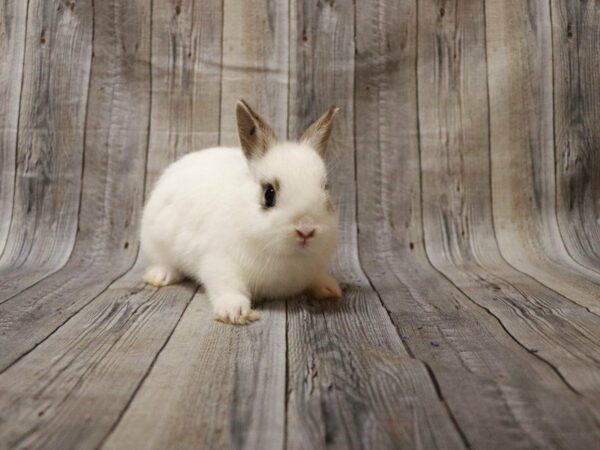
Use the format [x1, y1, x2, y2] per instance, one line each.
[236, 100, 277, 160]
[300, 106, 340, 157]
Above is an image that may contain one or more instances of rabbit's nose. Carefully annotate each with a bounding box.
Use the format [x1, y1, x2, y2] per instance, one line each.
[296, 227, 316, 240]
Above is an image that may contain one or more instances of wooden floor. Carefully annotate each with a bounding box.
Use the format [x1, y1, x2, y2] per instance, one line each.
[1, 0, 600, 448]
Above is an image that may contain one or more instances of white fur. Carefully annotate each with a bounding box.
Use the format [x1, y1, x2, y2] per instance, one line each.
[140, 141, 338, 322]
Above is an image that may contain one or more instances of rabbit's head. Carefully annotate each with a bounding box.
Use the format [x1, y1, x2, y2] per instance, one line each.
[236, 100, 339, 259]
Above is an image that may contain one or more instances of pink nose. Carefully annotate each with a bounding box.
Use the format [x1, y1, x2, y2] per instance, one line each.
[296, 227, 316, 240]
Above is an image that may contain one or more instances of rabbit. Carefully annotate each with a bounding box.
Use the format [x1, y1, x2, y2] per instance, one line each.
[140, 100, 342, 324]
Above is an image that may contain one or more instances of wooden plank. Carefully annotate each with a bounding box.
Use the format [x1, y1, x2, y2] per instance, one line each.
[0, 0, 93, 300]
[486, 0, 600, 315]
[0, 0, 152, 372]
[552, 1, 600, 271]
[219, 0, 289, 145]
[103, 294, 285, 450]
[102, 1, 286, 448]
[286, 1, 464, 447]
[0, 268, 194, 449]
[415, 0, 600, 429]
[355, 0, 600, 447]
[0, 0, 28, 253]
[145, 0, 223, 189]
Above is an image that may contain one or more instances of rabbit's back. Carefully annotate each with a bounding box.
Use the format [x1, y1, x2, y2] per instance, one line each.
[140, 147, 253, 276]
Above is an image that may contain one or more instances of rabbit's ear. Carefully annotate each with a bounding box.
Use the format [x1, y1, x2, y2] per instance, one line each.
[300, 107, 340, 157]
[236, 100, 278, 160]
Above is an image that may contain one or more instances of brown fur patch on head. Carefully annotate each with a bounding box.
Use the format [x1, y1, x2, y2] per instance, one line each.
[236, 100, 278, 160]
[300, 106, 340, 157]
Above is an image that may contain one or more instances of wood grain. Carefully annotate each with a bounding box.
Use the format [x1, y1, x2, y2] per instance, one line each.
[145, 0, 223, 189]
[0, 271, 194, 449]
[416, 0, 600, 433]
[1, 0, 600, 447]
[103, 294, 286, 450]
[0, 0, 152, 372]
[0, 0, 28, 254]
[356, 0, 600, 447]
[552, 0, 600, 272]
[103, 1, 287, 448]
[486, 0, 600, 315]
[287, 1, 464, 448]
[0, 0, 93, 301]
[219, 0, 289, 145]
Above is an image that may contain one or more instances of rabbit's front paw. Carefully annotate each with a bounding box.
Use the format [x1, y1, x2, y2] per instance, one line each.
[307, 274, 342, 300]
[213, 294, 260, 325]
[144, 265, 183, 287]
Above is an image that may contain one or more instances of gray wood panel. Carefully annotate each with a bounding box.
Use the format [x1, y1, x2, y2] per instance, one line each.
[0, 0, 152, 372]
[1, 0, 600, 448]
[287, 1, 463, 448]
[144, 0, 223, 189]
[552, 0, 600, 272]
[355, 0, 600, 447]
[103, 294, 286, 450]
[0, 0, 28, 254]
[219, 0, 289, 144]
[0, 0, 93, 301]
[0, 270, 194, 449]
[486, 0, 600, 315]
[102, 1, 287, 448]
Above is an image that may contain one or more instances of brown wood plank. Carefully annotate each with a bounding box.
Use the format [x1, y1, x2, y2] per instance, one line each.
[102, 1, 286, 448]
[486, 0, 600, 315]
[355, 0, 600, 447]
[0, 0, 28, 253]
[286, 1, 464, 448]
[552, 0, 600, 272]
[0, 0, 93, 299]
[0, 268, 194, 449]
[0, 0, 152, 372]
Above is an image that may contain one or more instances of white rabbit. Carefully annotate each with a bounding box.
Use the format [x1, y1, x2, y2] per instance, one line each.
[140, 100, 342, 324]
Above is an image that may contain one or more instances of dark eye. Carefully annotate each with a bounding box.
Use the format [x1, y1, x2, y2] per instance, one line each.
[264, 183, 276, 208]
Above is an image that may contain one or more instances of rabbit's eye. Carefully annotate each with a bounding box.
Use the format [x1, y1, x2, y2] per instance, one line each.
[264, 183, 276, 208]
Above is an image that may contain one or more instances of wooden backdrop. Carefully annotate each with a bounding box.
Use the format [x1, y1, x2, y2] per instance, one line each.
[1, 0, 600, 448]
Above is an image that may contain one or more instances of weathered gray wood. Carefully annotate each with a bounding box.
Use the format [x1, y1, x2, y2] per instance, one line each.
[103, 294, 286, 450]
[102, 2, 287, 449]
[287, 1, 464, 448]
[416, 0, 600, 430]
[0, 0, 152, 372]
[1, 0, 600, 447]
[0, 0, 92, 300]
[0, 0, 28, 254]
[355, 0, 600, 447]
[0, 269, 194, 449]
[486, 0, 600, 315]
[219, 0, 289, 145]
[552, 0, 600, 272]
[144, 0, 223, 189]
